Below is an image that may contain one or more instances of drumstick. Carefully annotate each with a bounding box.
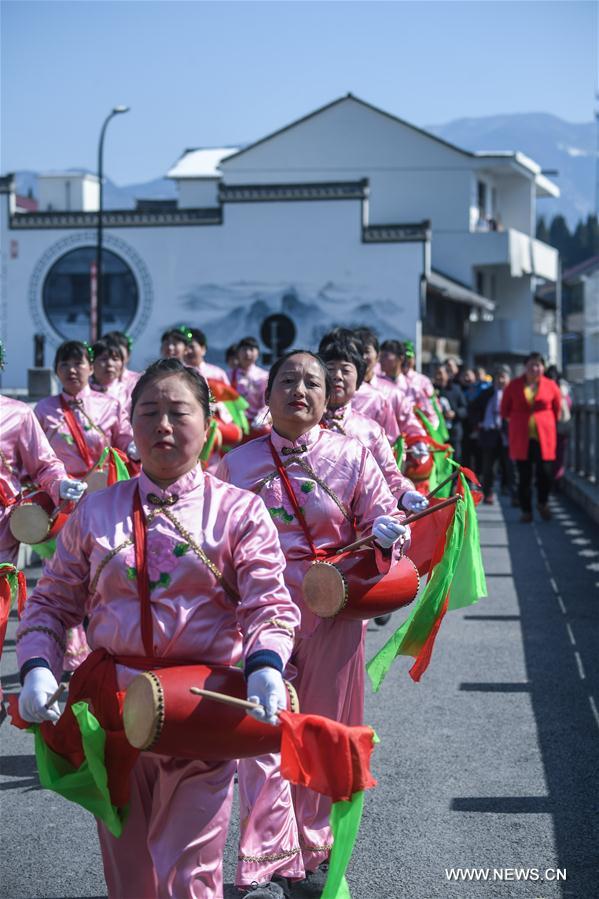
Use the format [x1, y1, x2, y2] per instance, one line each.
[45, 683, 66, 708]
[336, 494, 460, 554]
[189, 687, 263, 712]
[426, 470, 460, 500]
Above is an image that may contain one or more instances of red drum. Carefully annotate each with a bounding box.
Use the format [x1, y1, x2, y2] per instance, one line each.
[9, 489, 68, 545]
[123, 664, 299, 760]
[404, 452, 434, 483]
[302, 551, 420, 621]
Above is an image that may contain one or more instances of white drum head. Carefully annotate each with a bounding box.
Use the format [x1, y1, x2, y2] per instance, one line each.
[10, 504, 51, 545]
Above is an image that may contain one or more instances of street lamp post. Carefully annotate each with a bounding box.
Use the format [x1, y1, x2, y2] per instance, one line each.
[95, 105, 130, 341]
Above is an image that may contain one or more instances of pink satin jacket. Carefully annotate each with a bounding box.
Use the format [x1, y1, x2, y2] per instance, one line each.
[216, 425, 403, 636]
[230, 364, 269, 426]
[198, 361, 231, 385]
[0, 395, 68, 564]
[351, 381, 400, 443]
[16, 466, 298, 689]
[322, 405, 415, 502]
[34, 386, 133, 478]
[403, 368, 439, 426]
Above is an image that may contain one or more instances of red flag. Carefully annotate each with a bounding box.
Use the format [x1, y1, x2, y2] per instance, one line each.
[279, 711, 377, 803]
[407, 496, 457, 576]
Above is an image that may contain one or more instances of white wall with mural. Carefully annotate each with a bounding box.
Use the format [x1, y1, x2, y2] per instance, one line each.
[2, 191, 424, 387]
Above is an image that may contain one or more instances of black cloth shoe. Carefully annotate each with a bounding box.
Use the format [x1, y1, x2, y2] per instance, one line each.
[374, 614, 391, 626]
[291, 863, 329, 898]
[241, 877, 290, 899]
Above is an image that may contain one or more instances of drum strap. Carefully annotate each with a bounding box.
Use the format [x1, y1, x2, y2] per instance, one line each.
[60, 396, 95, 471]
[268, 441, 326, 560]
[0, 477, 17, 508]
[133, 487, 155, 656]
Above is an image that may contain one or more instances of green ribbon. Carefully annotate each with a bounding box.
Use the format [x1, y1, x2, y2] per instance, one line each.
[392, 436, 404, 469]
[321, 792, 365, 899]
[448, 473, 487, 610]
[30, 701, 124, 837]
[222, 396, 250, 436]
[367, 497, 465, 691]
[97, 447, 130, 482]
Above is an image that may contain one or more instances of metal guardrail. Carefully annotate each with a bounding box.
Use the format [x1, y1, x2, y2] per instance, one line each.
[569, 379, 599, 485]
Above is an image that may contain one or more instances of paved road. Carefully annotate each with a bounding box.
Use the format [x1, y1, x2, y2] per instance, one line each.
[1, 492, 597, 899]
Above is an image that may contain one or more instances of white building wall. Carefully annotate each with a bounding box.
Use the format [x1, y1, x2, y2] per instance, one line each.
[176, 179, 220, 208]
[1, 195, 423, 388]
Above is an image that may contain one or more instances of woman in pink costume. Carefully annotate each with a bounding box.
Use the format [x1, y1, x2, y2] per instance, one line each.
[102, 330, 142, 396]
[16, 358, 299, 899]
[34, 340, 137, 671]
[216, 350, 407, 897]
[90, 336, 133, 409]
[229, 336, 270, 433]
[319, 335, 427, 514]
[184, 327, 231, 384]
[35, 340, 136, 480]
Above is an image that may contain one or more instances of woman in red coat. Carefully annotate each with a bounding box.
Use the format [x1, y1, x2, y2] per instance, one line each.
[500, 352, 561, 522]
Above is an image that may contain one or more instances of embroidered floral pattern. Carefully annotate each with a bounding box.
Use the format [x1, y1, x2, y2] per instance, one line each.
[124, 534, 190, 590]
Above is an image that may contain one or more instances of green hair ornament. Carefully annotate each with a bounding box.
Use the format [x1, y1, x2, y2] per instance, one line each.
[405, 340, 415, 359]
[83, 341, 95, 362]
[178, 325, 193, 343]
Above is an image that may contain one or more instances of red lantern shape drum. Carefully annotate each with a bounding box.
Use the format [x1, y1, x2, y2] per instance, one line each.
[123, 664, 299, 760]
[302, 551, 420, 620]
[404, 452, 434, 483]
[9, 489, 69, 545]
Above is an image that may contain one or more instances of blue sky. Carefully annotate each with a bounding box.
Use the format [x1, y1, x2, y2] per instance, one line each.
[1, 0, 597, 185]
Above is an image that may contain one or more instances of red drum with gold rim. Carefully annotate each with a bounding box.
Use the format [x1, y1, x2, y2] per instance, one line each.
[9, 489, 69, 545]
[302, 552, 420, 621]
[123, 664, 299, 760]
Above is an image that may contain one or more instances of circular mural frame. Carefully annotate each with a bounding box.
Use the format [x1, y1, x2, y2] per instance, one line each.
[28, 231, 154, 349]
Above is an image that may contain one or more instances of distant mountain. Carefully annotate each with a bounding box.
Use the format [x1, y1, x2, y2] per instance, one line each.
[427, 113, 595, 227]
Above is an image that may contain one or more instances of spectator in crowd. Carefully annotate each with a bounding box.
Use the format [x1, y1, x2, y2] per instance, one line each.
[444, 356, 461, 384]
[546, 364, 573, 484]
[433, 364, 467, 460]
[500, 352, 561, 522]
[470, 365, 515, 505]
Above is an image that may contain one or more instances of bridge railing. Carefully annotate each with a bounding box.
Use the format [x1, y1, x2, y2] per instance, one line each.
[568, 379, 598, 487]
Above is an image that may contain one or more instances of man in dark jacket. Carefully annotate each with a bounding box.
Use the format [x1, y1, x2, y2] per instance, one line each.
[469, 365, 514, 504]
[433, 364, 467, 461]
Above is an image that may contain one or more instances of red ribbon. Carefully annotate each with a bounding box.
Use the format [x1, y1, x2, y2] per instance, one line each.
[59, 396, 95, 471]
[132, 486, 154, 657]
[0, 478, 17, 508]
[268, 440, 327, 560]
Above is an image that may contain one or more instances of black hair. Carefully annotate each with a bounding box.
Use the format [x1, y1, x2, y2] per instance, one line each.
[188, 328, 207, 348]
[319, 338, 366, 388]
[266, 349, 332, 400]
[92, 337, 126, 362]
[103, 330, 132, 353]
[161, 327, 192, 345]
[54, 340, 92, 372]
[353, 327, 379, 354]
[130, 358, 211, 418]
[237, 336, 260, 351]
[318, 327, 359, 355]
[525, 351, 546, 367]
[380, 339, 406, 358]
[225, 343, 238, 360]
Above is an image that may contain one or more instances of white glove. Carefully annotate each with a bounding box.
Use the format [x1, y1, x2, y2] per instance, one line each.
[247, 667, 287, 726]
[372, 515, 407, 549]
[18, 667, 61, 724]
[401, 490, 429, 513]
[127, 440, 140, 461]
[59, 478, 87, 502]
[411, 442, 430, 460]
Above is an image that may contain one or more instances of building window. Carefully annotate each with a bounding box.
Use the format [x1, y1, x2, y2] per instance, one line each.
[477, 181, 487, 220]
[42, 246, 138, 341]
